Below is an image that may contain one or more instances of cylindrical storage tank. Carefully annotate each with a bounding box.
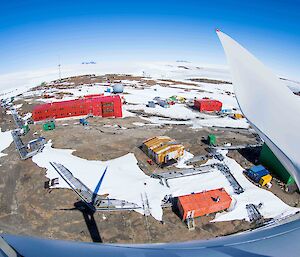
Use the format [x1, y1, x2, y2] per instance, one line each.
[113, 84, 124, 93]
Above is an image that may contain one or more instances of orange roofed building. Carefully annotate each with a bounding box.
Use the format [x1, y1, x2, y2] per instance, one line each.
[177, 188, 232, 220]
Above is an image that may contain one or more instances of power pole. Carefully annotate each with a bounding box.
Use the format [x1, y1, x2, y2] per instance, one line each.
[58, 63, 61, 81]
[58, 56, 62, 81]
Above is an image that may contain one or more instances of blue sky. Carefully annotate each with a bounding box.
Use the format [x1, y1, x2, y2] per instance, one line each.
[1, 0, 299, 79]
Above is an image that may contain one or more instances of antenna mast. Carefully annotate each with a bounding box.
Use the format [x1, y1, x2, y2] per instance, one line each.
[58, 64, 61, 80]
[58, 56, 62, 80]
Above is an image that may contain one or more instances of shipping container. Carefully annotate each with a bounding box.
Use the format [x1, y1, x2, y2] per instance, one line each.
[246, 165, 270, 183]
[208, 134, 216, 146]
[177, 188, 232, 220]
[250, 165, 266, 173]
[22, 124, 30, 134]
[259, 174, 272, 187]
[169, 96, 177, 102]
[32, 95, 122, 121]
[233, 113, 244, 119]
[194, 99, 222, 112]
[177, 96, 186, 103]
[43, 121, 55, 131]
[158, 100, 170, 108]
[79, 118, 88, 126]
[147, 101, 156, 108]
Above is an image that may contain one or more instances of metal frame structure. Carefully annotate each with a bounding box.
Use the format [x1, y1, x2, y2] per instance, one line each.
[11, 130, 45, 160]
[50, 162, 141, 211]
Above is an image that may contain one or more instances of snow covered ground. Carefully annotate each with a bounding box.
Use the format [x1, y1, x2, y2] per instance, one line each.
[0, 61, 228, 100]
[1, 60, 299, 102]
[2, 60, 299, 224]
[4, 60, 297, 130]
[212, 151, 299, 222]
[32, 143, 299, 222]
[0, 128, 13, 159]
[22, 74, 249, 129]
[121, 82, 248, 128]
[32, 142, 169, 220]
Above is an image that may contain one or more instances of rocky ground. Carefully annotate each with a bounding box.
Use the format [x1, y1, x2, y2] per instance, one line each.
[0, 75, 299, 244]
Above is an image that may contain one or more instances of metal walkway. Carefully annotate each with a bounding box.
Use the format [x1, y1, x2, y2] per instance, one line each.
[151, 164, 216, 187]
[184, 152, 224, 165]
[10, 108, 24, 129]
[184, 154, 212, 165]
[50, 162, 141, 212]
[216, 163, 244, 194]
[11, 130, 45, 160]
[211, 143, 263, 151]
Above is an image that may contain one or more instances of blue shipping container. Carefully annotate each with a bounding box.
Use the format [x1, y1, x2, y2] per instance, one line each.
[79, 118, 88, 125]
[250, 165, 266, 173]
[247, 169, 269, 183]
[147, 101, 156, 108]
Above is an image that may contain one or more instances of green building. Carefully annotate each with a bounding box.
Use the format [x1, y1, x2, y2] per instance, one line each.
[207, 134, 217, 146]
[259, 143, 297, 191]
[43, 121, 55, 131]
[22, 124, 30, 134]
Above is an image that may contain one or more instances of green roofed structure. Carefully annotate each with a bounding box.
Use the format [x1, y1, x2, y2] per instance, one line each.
[259, 143, 297, 192]
[208, 134, 217, 146]
[43, 121, 56, 131]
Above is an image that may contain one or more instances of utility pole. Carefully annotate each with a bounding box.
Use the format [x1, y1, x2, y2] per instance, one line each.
[58, 55, 62, 81]
[58, 63, 61, 81]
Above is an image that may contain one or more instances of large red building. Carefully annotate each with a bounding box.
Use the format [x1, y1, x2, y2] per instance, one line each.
[32, 95, 122, 121]
[194, 98, 222, 112]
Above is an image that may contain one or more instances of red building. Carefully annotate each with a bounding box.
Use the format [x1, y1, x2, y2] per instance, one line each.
[177, 188, 232, 220]
[194, 99, 222, 112]
[32, 95, 122, 121]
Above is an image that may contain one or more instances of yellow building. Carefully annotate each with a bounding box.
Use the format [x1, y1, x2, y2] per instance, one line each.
[142, 136, 184, 165]
[259, 174, 272, 187]
[176, 96, 186, 103]
[233, 113, 244, 119]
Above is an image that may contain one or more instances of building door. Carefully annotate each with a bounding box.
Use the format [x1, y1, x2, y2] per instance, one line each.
[102, 102, 114, 117]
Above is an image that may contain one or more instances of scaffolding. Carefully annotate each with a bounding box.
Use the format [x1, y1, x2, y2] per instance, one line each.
[246, 204, 263, 224]
[186, 210, 195, 230]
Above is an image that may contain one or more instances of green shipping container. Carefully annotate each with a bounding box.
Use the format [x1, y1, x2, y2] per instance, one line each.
[43, 121, 55, 131]
[208, 134, 216, 146]
[22, 124, 29, 134]
[259, 143, 295, 185]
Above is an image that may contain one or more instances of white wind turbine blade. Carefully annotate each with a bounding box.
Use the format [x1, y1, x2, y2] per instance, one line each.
[216, 29, 300, 187]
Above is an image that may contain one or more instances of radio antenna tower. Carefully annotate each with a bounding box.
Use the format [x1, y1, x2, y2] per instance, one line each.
[58, 56, 62, 80]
